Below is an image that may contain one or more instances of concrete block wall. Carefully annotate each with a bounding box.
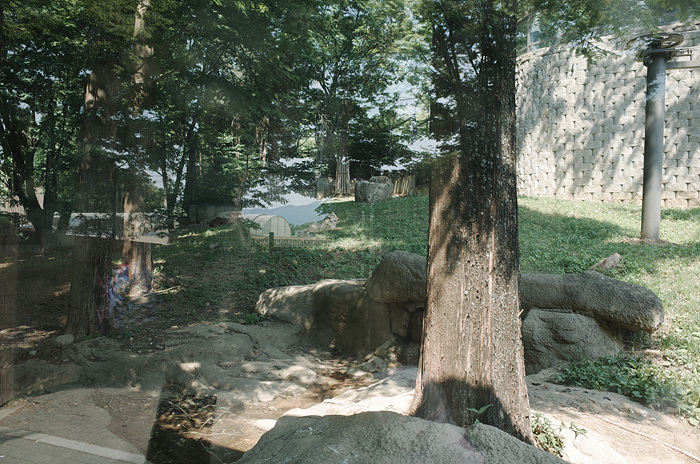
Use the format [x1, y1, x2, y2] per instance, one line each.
[516, 23, 700, 207]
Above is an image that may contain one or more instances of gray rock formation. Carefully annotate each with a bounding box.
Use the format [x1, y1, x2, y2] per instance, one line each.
[237, 411, 567, 464]
[368, 175, 393, 184]
[520, 271, 664, 332]
[521, 308, 623, 374]
[366, 250, 427, 305]
[355, 177, 393, 203]
[256, 280, 394, 355]
[316, 177, 335, 199]
[257, 251, 664, 373]
[255, 282, 316, 331]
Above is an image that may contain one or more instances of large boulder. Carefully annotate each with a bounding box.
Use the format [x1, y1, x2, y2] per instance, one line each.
[313, 280, 393, 355]
[368, 175, 393, 185]
[355, 177, 393, 203]
[257, 254, 664, 365]
[366, 250, 427, 305]
[520, 271, 664, 332]
[237, 411, 567, 464]
[254, 284, 317, 331]
[256, 280, 393, 356]
[522, 308, 623, 375]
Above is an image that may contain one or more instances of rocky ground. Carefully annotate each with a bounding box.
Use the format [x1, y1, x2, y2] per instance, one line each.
[2, 317, 699, 464]
[1, 250, 699, 463]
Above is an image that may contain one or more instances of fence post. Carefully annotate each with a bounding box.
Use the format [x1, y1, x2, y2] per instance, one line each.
[268, 232, 274, 250]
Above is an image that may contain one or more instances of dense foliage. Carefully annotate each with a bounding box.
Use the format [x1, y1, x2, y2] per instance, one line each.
[0, 0, 428, 237]
[3, 0, 699, 236]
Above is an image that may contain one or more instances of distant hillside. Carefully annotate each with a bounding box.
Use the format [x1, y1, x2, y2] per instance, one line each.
[242, 201, 324, 226]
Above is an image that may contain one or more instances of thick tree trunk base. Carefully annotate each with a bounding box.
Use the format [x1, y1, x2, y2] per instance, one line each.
[122, 240, 153, 295]
[410, 157, 533, 444]
[65, 236, 117, 338]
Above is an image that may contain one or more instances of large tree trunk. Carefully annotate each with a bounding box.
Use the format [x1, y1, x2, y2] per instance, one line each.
[65, 63, 119, 337]
[122, 191, 153, 294]
[410, 0, 533, 443]
[334, 157, 350, 195]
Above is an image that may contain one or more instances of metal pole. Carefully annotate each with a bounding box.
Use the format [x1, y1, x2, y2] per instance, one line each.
[640, 52, 668, 240]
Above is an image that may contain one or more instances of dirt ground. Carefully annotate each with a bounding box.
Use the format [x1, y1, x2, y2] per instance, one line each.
[0, 246, 242, 369]
[0, 250, 71, 368]
[0, 249, 376, 462]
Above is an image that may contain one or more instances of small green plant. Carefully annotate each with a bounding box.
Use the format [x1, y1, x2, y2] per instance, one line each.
[241, 313, 267, 325]
[531, 413, 564, 456]
[465, 403, 491, 425]
[556, 355, 700, 426]
[531, 413, 587, 457]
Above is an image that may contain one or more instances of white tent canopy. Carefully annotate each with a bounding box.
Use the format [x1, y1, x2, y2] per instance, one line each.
[241, 214, 292, 237]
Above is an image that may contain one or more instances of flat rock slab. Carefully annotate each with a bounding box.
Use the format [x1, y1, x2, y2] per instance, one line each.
[3, 324, 699, 464]
[527, 369, 700, 464]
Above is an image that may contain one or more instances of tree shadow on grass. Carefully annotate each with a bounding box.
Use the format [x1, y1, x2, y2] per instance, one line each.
[519, 203, 700, 276]
[519, 204, 627, 274]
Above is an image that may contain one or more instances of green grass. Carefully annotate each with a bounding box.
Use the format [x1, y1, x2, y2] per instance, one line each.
[152, 194, 700, 424]
[317, 195, 430, 256]
[518, 197, 700, 426]
[556, 355, 700, 425]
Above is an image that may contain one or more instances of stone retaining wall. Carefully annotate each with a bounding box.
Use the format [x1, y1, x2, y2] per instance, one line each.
[516, 23, 700, 207]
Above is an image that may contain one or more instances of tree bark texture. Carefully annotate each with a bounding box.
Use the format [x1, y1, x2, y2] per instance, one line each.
[65, 236, 118, 338]
[122, 191, 153, 292]
[183, 117, 199, 215]
[66, 61, 120, 336]
[410, 0, 533, 443]
[122, 0, 153, 293]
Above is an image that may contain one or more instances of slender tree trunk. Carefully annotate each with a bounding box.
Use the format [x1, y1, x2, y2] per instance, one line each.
[165, 141, 188, 220]
[43, 98, 60, 244]
[334, 101, 351, 195]
[122, 0, 153, 292]
[131, 0, 152, 109]
[182, 117, 199, 219]
[410, 0, 533, 443]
